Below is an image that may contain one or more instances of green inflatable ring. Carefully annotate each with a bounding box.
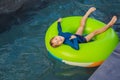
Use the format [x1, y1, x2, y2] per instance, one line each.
[45, 16, 119, 67]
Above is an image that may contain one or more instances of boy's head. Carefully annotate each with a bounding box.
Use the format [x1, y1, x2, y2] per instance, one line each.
[50, 36, 65, 47]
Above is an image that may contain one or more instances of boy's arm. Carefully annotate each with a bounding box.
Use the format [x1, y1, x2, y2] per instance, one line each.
[70, 38, 79, 50]
[66, 38, 79, 50]
[57, 22, 62, 34]
[57, 18, 63, 35]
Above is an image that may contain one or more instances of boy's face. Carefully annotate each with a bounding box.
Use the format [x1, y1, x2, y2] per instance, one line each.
[52, 36, 65, 46]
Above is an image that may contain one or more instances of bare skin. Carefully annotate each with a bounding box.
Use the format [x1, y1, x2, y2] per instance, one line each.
[75, 7, 96, 35]
[50, 7, 117, 47]
[70, 7, 96, 40]
[85, 16, 117, 42]
[74, 7, 117, 42]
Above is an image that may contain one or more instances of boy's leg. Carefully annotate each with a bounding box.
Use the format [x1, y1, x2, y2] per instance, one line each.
[75, 7, 96, 35]
[85, 16, 117, 42]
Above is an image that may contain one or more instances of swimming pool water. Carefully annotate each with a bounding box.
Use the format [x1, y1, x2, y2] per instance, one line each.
[0, 0, 119, 80]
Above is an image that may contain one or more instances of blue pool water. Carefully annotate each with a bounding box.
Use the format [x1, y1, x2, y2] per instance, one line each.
[0, 0, 120, 80]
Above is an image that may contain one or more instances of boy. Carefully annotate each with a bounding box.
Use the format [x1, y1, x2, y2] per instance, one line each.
[50, 7, 117, 50]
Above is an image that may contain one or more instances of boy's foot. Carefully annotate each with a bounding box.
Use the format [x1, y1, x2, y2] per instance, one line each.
[108, 16, 117, 26]
[88, 7, 96, 13]
[57, 18, 62, 22]
[83, 7, 96, 18]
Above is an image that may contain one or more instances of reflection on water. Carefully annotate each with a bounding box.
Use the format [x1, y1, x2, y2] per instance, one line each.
[0, 0, 119, 80]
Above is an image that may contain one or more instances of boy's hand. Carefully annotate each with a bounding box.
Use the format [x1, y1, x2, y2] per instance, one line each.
[57, 18, 62, 22]
[69, 35, 77, 40]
